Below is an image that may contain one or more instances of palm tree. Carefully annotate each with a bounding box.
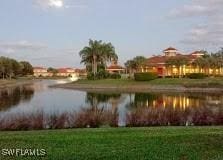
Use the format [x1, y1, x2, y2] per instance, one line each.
[133, 56, 147, 72]
[125, 60, 137, 77]
[192, 57, 207, 73]
[166, 57, 189, 78]
[79, 39, 117, 76]
[125, 56, 147, 76]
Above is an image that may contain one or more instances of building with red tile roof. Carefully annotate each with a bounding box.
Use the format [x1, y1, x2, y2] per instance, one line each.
[141, 47, 208, 77]
[33, 67, 52, 77]
[106, 60, 125, 74]
[56, 68, 77, 77]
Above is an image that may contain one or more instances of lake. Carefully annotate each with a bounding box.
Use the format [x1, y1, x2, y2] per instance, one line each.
[0, 80, 223, 129]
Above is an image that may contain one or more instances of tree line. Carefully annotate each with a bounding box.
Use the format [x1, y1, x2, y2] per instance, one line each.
[0, 56, 33, 79]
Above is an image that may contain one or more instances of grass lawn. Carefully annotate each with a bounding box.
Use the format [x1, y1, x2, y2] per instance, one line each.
[73, 77, 223, 87]
[0, 127, 223, 160]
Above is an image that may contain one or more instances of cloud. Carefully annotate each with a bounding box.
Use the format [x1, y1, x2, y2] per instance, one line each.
[169, 0, 223, 49]
[0, 40, 80, 67]
[169, 5, 209, 18]
[35, 0, 64, 9]
[0, 40, 47, 54]
[169, 0, 223, 18]
[34, 0, 88, 10]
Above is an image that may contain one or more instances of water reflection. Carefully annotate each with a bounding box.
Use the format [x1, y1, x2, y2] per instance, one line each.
[125, 93, 223, 126]
[0, 80, 222, 129]
[0, 85, 34, 111]
[126, 93, 223, 109]
[86, 92, 121, 106]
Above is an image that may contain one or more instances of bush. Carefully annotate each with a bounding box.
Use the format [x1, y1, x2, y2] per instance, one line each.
[87, 70, 110, 80]
[186, 73, 207, 79]
[87, 72, 95, 80]
[96, 70, 110, 79]
[109, 73, 121, 79]
[134, 72, 158, 81]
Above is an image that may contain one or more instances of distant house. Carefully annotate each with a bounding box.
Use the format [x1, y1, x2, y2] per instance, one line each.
[140, 47, 223, 77]
[106, 60, 125, 74]
[75, 68, 87, 77]
[33, 67, 52, 77]
[56, 68, 77, 77]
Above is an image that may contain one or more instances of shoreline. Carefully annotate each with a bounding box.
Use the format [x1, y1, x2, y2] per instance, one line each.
[0, 79, 35, 90]
[51, 83, 223, 93]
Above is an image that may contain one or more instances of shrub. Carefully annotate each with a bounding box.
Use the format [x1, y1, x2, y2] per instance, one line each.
[186, 73, 207, 79]
[87, 72, 95, 80]
[96, 70, 110, 79]
[87, 70, 110, 80]
[134, 72, 158, 81]
[109, 73, 121, 79]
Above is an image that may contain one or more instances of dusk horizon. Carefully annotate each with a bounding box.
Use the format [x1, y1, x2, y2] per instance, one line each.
[1, 0, 222, 68]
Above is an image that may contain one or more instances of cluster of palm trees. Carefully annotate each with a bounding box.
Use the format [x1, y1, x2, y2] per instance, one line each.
[79, 39, 118, 76]
[0, 57, 33, 79]
[124, 56, 147, 75]
[165, 49, 223, 76]
[165, 56, 190, 77]
[192, 50, 223, 75]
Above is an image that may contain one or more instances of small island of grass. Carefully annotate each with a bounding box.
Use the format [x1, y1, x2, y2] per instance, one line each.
[52, 77, 223, 93]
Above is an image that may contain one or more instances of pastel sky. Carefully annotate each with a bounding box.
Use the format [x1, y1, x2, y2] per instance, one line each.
[0, 0, 223, 68]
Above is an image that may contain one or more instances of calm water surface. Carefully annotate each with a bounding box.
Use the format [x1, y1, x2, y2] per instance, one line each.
[0, 80, 223, 126]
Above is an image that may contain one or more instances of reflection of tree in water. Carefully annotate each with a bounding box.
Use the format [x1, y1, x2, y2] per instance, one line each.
[85, 92, 121, 107]
[125, 93, 158, 109]
[0, 86, 34, 111]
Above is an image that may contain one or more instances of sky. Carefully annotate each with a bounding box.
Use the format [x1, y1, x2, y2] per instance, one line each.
[0, 0, 223, 68]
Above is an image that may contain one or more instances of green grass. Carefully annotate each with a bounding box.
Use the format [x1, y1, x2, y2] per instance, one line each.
[0, 127, 223, 160]
[74, 77, 223, 87]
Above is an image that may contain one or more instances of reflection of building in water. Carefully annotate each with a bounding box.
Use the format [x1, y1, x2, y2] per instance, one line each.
[131, 93, 223, 110]
[152, 95, 201, 109]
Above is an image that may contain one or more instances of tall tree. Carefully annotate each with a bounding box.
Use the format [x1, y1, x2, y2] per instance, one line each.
[20, 61, 33, 76]
[0, 56, 23, 79]
[133, 56, 147, 72]
[79, 39, 117, 76]
[125, 60, 137, 76]
[125, 56, 147, 75]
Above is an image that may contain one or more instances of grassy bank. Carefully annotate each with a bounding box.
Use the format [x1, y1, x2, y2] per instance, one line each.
[52, 77, 223, 92]
[0, 78, 34, 89]
[0, 127, 222, 160]
[74, 77, 223, 86]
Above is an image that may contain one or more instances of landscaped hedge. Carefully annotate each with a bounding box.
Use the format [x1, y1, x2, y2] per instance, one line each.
[87, 71, 121, 80]
[134, 72, 158, 81]
[186, 73, 207, 79]
[109, 73, 121, 79]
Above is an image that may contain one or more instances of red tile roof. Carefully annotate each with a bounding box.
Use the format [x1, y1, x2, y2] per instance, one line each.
[163, 47, 177, 51]
[75, 68, 86, 73]
[190, 51, 205, 57]
[33, 67, 46, 70]
[57, 68, 68, 73]
[106, 65, 125, 70]
[145, 54, 196, 67]
[57, 68, 75, 73]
